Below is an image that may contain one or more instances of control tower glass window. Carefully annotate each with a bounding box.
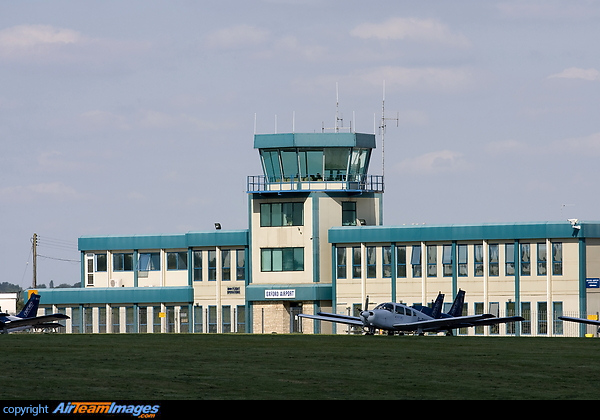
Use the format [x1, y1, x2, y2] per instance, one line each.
[299, 150, 323, 181]
[261, 150, 282, 182]
[324, 148, 350, 181]
[349, 149, 370, 181]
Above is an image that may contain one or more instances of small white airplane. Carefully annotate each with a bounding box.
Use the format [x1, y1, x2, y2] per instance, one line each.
[0, 293, 69, 334]
[298, 290, 524, 336]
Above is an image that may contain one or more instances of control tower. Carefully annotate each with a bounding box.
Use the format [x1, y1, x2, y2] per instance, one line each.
[246, 132, 383, 333]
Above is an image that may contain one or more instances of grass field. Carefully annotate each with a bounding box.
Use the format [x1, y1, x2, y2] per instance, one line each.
[1, 333, 599, 400]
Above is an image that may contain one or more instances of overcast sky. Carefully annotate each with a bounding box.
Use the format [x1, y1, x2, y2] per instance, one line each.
[2, 0, 600, 290]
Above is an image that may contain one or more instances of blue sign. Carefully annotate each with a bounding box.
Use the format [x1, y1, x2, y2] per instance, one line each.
[586, 278, 600, 288]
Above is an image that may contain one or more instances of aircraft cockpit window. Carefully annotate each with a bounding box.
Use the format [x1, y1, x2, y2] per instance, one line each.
[405, 309, 413, 317]
[395, 306, 405, 315]
[375, 303, 394, 312]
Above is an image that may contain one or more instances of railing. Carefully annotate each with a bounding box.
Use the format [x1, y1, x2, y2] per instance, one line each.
[247, 174, 384, 193]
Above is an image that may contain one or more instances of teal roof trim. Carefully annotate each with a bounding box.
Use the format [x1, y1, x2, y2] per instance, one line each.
[328, 222, 600, 244]
[27, 287, 193, 305]
[254, 133, 376, 149]
[79, 230, 249, 251]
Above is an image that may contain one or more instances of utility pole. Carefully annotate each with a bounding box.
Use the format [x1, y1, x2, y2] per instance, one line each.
[32, 233, 38, 288]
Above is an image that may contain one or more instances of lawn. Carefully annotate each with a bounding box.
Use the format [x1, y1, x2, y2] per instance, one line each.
[1, 334, 598, 400]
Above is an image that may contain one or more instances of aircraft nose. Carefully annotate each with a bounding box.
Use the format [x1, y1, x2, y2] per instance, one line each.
[360, 311, 374, 323]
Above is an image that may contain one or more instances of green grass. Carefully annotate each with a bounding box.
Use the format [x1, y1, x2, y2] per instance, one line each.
[1, 334, 599, 400]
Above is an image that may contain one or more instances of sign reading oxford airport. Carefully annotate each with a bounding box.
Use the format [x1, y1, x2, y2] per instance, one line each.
[265, 289, 296, 299]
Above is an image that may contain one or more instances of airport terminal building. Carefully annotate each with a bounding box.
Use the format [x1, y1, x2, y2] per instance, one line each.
[30, 132, 600, 337]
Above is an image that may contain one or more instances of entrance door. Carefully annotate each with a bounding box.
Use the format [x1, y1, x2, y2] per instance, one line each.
[289, 303, 303, 333]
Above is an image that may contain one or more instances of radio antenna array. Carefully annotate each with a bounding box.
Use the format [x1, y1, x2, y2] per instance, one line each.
[379, 80, 399, 181]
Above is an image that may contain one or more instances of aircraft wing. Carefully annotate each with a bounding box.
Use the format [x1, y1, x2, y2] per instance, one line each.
[393, 314, 496, 332]
[558, 316, 600, 326]
[297, 312, 364, 327]
[467, 316, 525, 327]
[1, 314, 69, 330]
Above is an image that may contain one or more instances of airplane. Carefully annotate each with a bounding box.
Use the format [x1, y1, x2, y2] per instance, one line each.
[298, 290, 525, 336]
[558, 315, 600, 332]
[0, 293, 69, 334]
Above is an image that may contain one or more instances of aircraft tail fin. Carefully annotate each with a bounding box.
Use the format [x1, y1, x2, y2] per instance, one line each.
[447, 290, 465, 318]
[17, 293, 40, 318]
[431, 292, 444, 319]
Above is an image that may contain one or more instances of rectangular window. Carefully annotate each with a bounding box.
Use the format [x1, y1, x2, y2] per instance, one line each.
[521, 243, 531, 276]
[538, 301, 547, 334]
[427, 245, 437, 277]
[237, 305, 246, 333]
[208, 250, 216, 280]
[489, 244, 499, 276]
[193, 305, 203, 333]
[475, 302, 484, 335]
[222, 250, 231, 281]
[352, 247, 361, 278]
[553, 301, 563, 335]
[396, 246, 406, 278]
[193, 251, 202, 281]
[474, 244, 484, 277]
[367, 246, 376, 278]
[382, 246, 392, 278]
[506, 301, 517, 335]
[537, 243, 547, 276]
[552, 242, 563, 275]
[167, 251, 188, 270]
[138, 253, 160, 271]
[96, 254, 107, 272]
[521, 302, 531, 335]
[260, 202, 304, 227]
[442, 244, 452, 277]
[411, 245, 421, 278]
[261, 248, 304, 272]
[337, 247, 347, 279]
[113, 253, 134, 271]
[222, 305, 231, 333]
[236, 249, 246, 281]
[505, 243, 515, 276]
[342, 202, 357, 226]
[458, 244, 468, 277]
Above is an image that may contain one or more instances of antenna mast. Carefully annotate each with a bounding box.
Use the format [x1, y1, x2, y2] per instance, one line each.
[379, 80, 399, 181]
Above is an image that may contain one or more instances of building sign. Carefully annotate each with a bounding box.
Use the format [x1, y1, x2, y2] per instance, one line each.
[227, 287, 241, 295]
[586, 278, 600, 288]
[265, 289, 296, 299]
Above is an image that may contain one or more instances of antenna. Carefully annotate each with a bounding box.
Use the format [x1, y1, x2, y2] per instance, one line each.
[379, 80, 399, 181]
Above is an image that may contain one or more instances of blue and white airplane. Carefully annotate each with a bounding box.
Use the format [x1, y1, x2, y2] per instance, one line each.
[0, 293, 69, 334]
[299, 290, 524, 336]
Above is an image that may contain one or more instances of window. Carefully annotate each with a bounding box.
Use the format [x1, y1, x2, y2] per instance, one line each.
[475, 302, 484, 335]
[260, 202, 303, 227]
[474, 244, 483, 277]
[537, 243, 547, 276]
[458, 244, 468, 276]
[411, 245, 421, 277]
[222, 306, 231, 333]
[488, 244, 499, 276]
[442, 244, 452, 277]
[367, 246, 376, 278]
[427, 245, 437, 277]
[324, 148, 350, 181]
[505, 243, 515, 276]
[552, 242, 563, 275]
[222, 250, 231, 281]
[236, 249, 246, 281]
[352, 247, 361, 278]
[553, 301, 563, 335]
[167, 252, 188, 270]
[337, 247, 347, 279]
[521, 302, 531, 334]
[138, 253, 160, 271]
[521, 244, 530, 276]
[342, 202, 357, 226]
[396, 246, 406, 278]
[208, 250, 216, 280]
[382, 246, 392, 278]
[114, 253, 134, 271]
[237, 305, 246, 333]
[506, 301, 517, 335]
[538, 302, 547, 334]
[298, 150, 324, 180]
[193, 251, 202, 281]
[261, 248, 304, 272]
[96, 254, 107, 272]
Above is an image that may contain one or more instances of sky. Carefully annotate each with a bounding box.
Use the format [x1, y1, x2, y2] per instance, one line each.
[1, 0, 600, 289]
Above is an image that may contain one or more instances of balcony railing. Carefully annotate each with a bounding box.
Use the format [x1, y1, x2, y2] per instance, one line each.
[247, 174, 384, 193]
